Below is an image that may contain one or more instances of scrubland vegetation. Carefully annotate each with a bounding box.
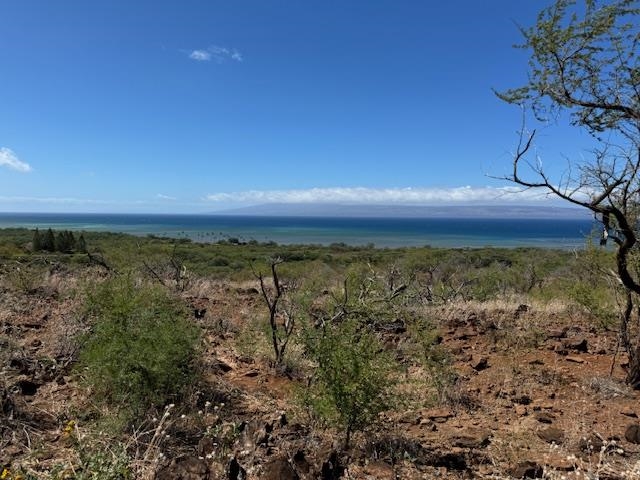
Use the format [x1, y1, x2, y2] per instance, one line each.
[1, 228, 640, 479]
[3, 0, 638, 475]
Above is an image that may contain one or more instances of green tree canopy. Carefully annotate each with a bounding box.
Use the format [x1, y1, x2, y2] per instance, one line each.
[498, 0, 640, 387]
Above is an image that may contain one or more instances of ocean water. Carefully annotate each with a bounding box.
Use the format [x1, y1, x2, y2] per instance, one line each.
[0, 213, 596, 248]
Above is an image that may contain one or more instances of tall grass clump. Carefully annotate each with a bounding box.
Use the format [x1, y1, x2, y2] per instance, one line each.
[79, 276, 199, 421]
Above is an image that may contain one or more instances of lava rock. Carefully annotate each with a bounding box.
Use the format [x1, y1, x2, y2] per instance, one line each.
[423, 407, 454, 423]
[625, 424, 640, 444]
[534, 412, 555, 424]
[578, 434, 604, 454]
[562, 337, 588, 353]
[449, 430, 491, 448]
[515, 394, 532, 405]
[471, 356, 489, 371]
[155, 456, 209, 480]
[263, 459, 299, 480]
[537, 427, 565, 444]
[227, 457, 246, 480]
[510, 461, 543, 478]
[15, 379, 39, 396]
[292, 450, 311, 474]
[321, 450, 344, 480]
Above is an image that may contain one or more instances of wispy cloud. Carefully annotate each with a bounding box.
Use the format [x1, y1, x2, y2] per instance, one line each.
[157, 193, 177, 201]
[203, 186, 560, 205]
[189, 49, 211, 61]
[0, 147, 32, 173]
[188, 45, 243, 63]
[0, 195, 109, 205]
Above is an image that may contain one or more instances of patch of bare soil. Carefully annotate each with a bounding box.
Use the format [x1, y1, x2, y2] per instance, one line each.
[2, 270, 640, 479]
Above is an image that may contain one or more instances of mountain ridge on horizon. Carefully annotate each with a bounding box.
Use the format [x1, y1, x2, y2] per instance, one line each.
[211, 203, 591, 219]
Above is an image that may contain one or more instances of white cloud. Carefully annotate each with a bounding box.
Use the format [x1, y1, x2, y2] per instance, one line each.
[157, 193, 177, 200]
[189, 49, 211, 61]
[0, 147, 32, 173]
[203, 186, 559, 205]
[188, 45, 243, 63]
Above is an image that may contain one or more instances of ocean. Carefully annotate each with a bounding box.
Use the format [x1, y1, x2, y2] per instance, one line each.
[0, 213, 596, 249]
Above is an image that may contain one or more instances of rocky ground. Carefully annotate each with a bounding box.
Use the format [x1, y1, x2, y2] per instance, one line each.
[2, 265, 640, 479]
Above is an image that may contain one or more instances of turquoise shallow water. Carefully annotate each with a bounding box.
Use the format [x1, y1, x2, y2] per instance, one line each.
[0, 213, 596, 248]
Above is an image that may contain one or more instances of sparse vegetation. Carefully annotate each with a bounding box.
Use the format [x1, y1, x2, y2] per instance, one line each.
[1, 228, 638, 478]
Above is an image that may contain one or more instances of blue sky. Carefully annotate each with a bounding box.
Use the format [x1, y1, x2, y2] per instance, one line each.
[0, 1, 595, 213]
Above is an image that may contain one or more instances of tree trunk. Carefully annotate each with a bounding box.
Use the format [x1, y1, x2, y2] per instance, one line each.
[627, 347, 640, 390]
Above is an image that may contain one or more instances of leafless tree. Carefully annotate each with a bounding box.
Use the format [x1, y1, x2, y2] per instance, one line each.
[497, 0, 640, 386]
[253, 258, 296, 366]
[141, 244, 190, 292]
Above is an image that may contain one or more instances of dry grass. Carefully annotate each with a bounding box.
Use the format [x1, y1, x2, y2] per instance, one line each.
[588, 376, 635, 400]
[440, 296, 574, 320]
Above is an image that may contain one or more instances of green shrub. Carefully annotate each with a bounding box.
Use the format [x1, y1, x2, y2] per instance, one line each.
[79, 277, 199, 420]
[304, 319, 397, 448]
[209, 256, 230, 266]
[568, 281, 617, 329]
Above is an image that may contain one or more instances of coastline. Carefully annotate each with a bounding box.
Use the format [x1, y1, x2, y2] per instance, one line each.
[0, 212, 596, 249]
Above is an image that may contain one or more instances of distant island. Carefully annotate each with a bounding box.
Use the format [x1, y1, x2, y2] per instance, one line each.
[212, 203, 591, 219]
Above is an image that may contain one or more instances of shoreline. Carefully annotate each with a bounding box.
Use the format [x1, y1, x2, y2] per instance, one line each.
[0, 213, 596, 249]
